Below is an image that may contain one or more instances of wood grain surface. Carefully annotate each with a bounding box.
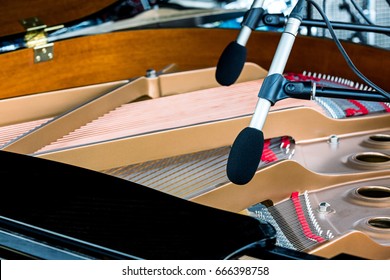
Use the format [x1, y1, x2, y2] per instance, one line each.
[0, 0, 118, 37]
[0, 28, 388, 99]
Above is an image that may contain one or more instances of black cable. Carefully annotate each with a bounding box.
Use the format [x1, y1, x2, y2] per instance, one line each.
[349, 0, 373, 25]
[322, 0, 326, 37]
[223, 241, 263, 260]
[306, 0, 390, 101]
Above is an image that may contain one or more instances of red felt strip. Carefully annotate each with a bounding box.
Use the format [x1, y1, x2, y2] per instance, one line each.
[291, 192, 325, 243]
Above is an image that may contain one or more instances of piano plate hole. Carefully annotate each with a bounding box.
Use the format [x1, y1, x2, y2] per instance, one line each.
[355, 153, 390, 163]
[368, 217, 390, 229]
[348, 152, 390, 170]
[369, 134, 390, 142]
[363, 134, 390, 149]
[356, 186, 390, 199]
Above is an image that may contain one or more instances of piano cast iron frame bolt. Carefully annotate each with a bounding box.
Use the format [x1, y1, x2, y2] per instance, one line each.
[328, 135, 339, 144]
[318, 202, 331, 213]
[328, 135, 339, 150]
[146, 69, 157, 78]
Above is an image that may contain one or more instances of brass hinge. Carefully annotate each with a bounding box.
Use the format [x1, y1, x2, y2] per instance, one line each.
[20, 17, 63, 63]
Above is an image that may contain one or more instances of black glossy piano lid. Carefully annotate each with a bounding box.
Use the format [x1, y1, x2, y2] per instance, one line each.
[0, 150, 276, 260]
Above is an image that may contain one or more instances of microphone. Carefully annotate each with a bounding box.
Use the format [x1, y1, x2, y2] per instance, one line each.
[215, 0, 265, 86]
[226, 0, 305, 185]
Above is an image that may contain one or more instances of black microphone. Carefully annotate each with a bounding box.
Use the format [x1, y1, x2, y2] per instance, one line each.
[226, 0, 306, 185]
[215, 0, 265, 86]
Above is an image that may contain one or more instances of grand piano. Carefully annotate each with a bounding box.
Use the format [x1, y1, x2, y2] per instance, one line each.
[0, 0, 389, 260]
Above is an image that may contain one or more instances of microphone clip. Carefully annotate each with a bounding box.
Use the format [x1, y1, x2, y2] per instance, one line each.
[242, 7, 265, 30]
[262, 13, 287, 28]
[257, 74, 289, 105]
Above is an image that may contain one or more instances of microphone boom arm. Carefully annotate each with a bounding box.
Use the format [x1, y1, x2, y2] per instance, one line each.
[262, 13, 390, 35]
[257, 76, 390, 104]
[283, 80, 390, 102]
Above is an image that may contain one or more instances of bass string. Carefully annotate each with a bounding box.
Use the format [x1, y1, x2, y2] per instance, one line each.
[3, 72, 385, 160]
[0, 118, 51, 147]
[258, 192, 333, 251]
[102, 137, 294, 199]
[33, 82, 325, 154]
[103, 146, 230, 199]
[270, 200, 318, 250]
[246, 203, 296, 250]
[2, 72, 378, 152]
[35, 80, 264, 153]
[136, 150, 229, 197]
[288, 71, 389, 118]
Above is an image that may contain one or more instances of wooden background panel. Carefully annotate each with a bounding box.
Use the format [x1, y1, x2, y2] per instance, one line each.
[0, 28, 388, 99]
[0, 0, 118, 37]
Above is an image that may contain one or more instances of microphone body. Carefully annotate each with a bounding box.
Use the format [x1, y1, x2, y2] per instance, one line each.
[216, 0, 265, 86]
[250, 16, 302, 130]
[227, 0, 305, 185]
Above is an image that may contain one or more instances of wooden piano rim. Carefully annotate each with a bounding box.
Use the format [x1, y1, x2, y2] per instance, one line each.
[0, 0, 118, 38]
[1, 28, 389, 99]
